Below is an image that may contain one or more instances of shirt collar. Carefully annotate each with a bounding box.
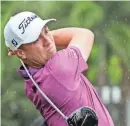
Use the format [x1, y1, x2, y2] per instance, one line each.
[19, 65, 40, 80]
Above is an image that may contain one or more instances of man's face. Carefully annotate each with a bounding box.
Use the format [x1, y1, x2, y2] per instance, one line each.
[8, 25, 56, 68]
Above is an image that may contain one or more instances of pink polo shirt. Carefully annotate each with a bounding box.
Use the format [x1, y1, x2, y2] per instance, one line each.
[19, 46, 114, 126]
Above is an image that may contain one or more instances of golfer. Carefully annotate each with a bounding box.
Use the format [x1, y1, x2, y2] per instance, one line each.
[4, 11, 114, 126]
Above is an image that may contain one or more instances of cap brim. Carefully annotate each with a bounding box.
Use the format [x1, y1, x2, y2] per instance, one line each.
[23, 18, 56, 44]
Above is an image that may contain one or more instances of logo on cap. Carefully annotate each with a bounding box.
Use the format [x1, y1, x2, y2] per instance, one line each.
[18, 15, 38, 34]
[12, 39, 18, 47]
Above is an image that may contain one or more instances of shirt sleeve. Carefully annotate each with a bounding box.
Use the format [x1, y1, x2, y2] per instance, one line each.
[47, 46, 88, 89]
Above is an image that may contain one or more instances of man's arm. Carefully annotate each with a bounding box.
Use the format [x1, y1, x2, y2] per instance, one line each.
[51, 27, 94, 62]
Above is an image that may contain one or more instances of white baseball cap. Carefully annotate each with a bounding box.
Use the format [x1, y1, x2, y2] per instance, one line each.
[4, 11, 56, 51]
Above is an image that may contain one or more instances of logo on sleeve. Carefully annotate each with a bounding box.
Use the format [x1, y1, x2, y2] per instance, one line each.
[70, 48, 78, 58]
[12, 39, 18, 47]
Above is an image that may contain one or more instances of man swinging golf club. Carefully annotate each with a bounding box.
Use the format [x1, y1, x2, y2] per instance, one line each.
[4, 11, 114, 126]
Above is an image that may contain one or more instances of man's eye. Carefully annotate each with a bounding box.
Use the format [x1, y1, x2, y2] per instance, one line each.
[45, 29, 49, 34]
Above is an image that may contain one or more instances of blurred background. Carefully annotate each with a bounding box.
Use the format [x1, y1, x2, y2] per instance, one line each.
[1, 1, 130, 126]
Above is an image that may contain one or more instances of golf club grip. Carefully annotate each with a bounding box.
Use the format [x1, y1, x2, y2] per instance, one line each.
[20, 59, 68, 120]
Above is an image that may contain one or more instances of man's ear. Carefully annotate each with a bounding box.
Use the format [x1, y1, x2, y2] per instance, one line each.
[8, 51, 15, 56]
[7, 48, 16, 56]
[14, 49, 26, 60]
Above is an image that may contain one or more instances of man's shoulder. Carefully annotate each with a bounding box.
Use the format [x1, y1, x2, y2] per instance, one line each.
[46, 46, 81, 69]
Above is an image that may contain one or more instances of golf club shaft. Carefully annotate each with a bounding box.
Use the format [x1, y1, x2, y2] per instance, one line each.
[20, 59, 68, 120]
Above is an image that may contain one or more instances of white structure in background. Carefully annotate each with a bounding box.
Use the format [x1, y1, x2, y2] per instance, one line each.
[100, 86, 130, 126]
[126, 99, 130, 126]
[101, 86, 121, 104]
